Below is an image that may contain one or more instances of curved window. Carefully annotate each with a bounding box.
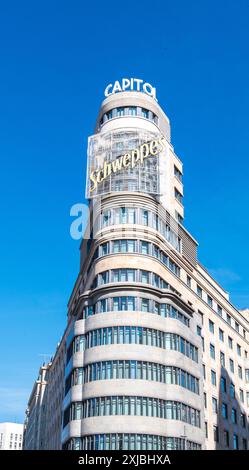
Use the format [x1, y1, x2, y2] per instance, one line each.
[92, 268, 179, 290]
[63, 397, 200, 428]
[80, 297, 190, 327]
[100, 208, 181, 253]
[97, 239, 181, 277]
[66, 328, 198, 364]
[65, 361, 199, 395]
[99, 107, 158, 127]
[63, 434, 201, 450]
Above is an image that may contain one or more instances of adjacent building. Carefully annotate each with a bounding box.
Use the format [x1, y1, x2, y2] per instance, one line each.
[0, 422, 23, 450]
[24, 79, 249, 450]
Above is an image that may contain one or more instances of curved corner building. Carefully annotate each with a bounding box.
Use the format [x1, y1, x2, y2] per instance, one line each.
[62, 82, 205, 450]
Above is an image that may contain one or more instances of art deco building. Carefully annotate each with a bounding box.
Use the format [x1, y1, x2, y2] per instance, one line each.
[24, 80, 249, 451]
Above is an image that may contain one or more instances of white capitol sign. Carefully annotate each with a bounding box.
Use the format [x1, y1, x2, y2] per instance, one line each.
[104, 78, 157, 101]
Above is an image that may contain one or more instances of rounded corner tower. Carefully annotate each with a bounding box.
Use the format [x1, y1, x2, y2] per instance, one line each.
[62, 78, 204, 451]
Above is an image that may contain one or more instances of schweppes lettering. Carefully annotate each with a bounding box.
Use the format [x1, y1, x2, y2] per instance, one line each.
[89, 137, 166, 193]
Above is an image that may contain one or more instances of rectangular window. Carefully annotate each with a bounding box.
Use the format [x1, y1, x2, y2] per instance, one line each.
[238, 365, 242, 379]
[227, 314, 231, 325]
[239, 389, 244, 403]
[141, 298, 149, 312]
[212, 397, 218, 414]
[235, 322, 239, 332]
[219, 328, 224, 342]
[246, 369, 249, 383]
[141, 241, 149, 255]
[229, 358, 234, 373]
[187, 275, 191, 288]
[174, 165, 183, 182]
[213, 426, 219, 443]
[231, 408, 237, 424]
[210, 343, 215, 359]
[221, 376, 226, 393]
[197, 285, 202, 298]
[233, 434, 238, 450]
[217, 305, 222, 316]
[220, 351, 225, 367]
[117, 107, 125, 117]
[222, 403, 228, 419]
[228, 337, 233, 349]
[128, 106, 137, 116]
[211, 370, 217, 386]
[174, 187, 183, 204]
[230, 382, 235, 398]
[141, 210, 149, 226]
[207, 295, 213, 308]
[237, 344, 241, 356]
[141, 108, 149, 119]
[209, 320, 214, 334]
[224, 430, 229, 448]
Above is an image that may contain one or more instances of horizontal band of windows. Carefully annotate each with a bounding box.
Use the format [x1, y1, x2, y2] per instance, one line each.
[96, 239, 180, 276]
[92, 268, 179, 292]
[79, 298, 190, 327]
[99, 107, 159, 126]
[100, 207, 181, 253]
[66, 328, 198, 365]
[65, 361, 200, 396]
[63, 434, 201, 451]
[63, 397, 201, 429]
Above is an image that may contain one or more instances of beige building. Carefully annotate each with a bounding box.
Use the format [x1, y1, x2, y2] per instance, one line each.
[24, 79, 249, 450]
[0, 422, 23, 450]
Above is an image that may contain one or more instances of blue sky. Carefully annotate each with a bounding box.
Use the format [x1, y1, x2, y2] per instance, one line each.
[0, 0, 248, 422]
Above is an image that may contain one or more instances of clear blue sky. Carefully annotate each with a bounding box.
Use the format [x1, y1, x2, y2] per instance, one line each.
[0, 0, 248, 423]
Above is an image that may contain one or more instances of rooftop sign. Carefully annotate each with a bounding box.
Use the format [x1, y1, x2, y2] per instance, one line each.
[104, 78, 157, 101]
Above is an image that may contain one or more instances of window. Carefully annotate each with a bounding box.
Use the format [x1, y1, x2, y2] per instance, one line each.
[220, 351, 225, 367]
[222, 403, 228, 419]
[197, 325, 202, 336]
[219, 329, 224, 342]
[141, 241, 149, 255]
[239, 389, 244, 403]
[117, 107, 125, 117]
[233, 434, 238, 450]
[128, 106, 137, 116]
[211, 370, 216, 386]
[207, 295, 213, 308]
[204, 392, 207, 408]
[229, 359, 234, 373]
[237, 344, 241, 356]
[209, 320, 214, 334]
[241, 412, 246, 428]
[212, 397, 218, 414]
[227, 314, 231, 325]
[235, 322, 239, 332]
[141, 271, 149, 284]
[187, 275, 191, 288]
[203, 364, 206, 380]
[213, 426, 219, 443]
[141, 299, 149, 312]
[217, 305, 222, 316]
[247, 391, 249, 407]
[174, 188, 183, 204]
[210, 343, 215, 359]
[224, 430, 229, 448]
[141, 108, 149, 119]
[221, 377, 226, 393]
[246, 369, 249, 383]
[238, 365, 242, 380]
[205, 422, 208, 438]
[228, 337, 233, 349]
[230, 382, 235, 398]
[141, 210, 149, 226]
[197, 285, 202, 298]
[174, 165, 182, 182]
[231, 408, 237, 424]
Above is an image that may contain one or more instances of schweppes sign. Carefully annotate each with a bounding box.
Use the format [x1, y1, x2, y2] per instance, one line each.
[89, 136, 166, 193]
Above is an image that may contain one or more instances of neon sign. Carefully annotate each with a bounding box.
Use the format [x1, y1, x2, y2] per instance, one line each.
[89, 136, 166, 193]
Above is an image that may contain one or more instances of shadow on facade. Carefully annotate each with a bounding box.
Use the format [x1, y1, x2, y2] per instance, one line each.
[215, 366, 248, 450]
